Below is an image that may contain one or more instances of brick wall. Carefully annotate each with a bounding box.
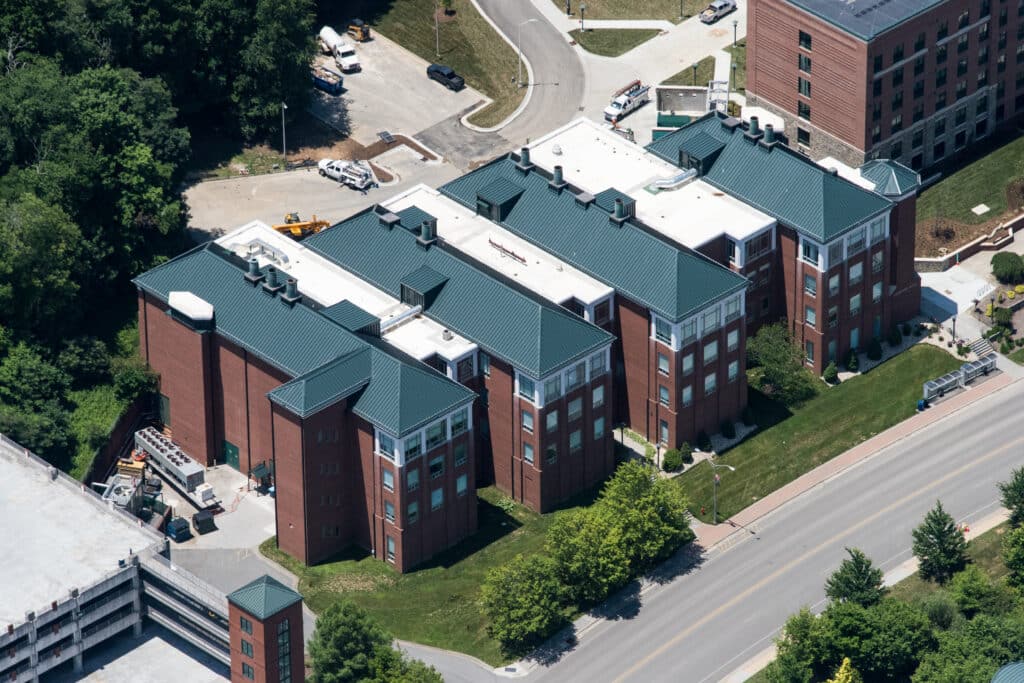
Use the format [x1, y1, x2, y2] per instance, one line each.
[229, 600, 303, 683]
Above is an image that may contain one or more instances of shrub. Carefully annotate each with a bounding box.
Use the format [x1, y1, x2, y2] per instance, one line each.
[1009, 290, 1018, 300]
[1017, 337, 1024, 348]
[823, 361, 839, 385]
[999, 293, 1006, 304]
[721, 420, 736, 439]
[741, 406, 756, 426]
[680, 442, 694, 464]
[867, 338, 883, 361]
[662, 449, 683, 472]
[919, 591, 959, 630]
[956, 345, 968, 357]
[845, 349, 859, 372]
[1001, 341, 1012, 354]
[994, 306, 1013, 327]
[482, 555, 566, 649]
[985, 303, 995, 318]
[696, 431, 712, 451]
[887, 324, 903, 347]
[992, 252, 1024, 284]
[111, 357, 158, 402]
[1017, 284, 1024, 294]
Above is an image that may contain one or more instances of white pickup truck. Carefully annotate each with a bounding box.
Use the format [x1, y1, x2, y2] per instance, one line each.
[603, 80, 650, 123]
[318, 159, 373, 190]
[700, 0, 737, 23]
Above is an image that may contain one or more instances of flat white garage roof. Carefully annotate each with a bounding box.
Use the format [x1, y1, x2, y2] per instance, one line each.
[528, 118, 775, 248]
[0, 438, 161, 627]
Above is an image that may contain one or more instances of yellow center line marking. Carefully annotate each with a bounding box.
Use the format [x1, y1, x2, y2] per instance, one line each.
[613, 434, 1024, 683]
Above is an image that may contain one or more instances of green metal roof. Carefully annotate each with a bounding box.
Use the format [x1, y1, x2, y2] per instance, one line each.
[396, 206, 435, 232]
[993, 663, 1024, 683]
[400, 265, 449, 297]
[134, 246, 474, 435]
[646, 113, 893, 243]
[858, 159, 920, 197]
[227, 575, 302, 620]
[478, 176, 525, 206]
[593, 188, 633, 213]
[304, 210, 613, 377]
[321, 300, 379, 332]
[439, 157, 748, 322]
[679, 131, 726, 160]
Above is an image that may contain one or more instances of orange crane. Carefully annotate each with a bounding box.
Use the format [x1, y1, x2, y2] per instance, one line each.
[272, 213, 330, 240]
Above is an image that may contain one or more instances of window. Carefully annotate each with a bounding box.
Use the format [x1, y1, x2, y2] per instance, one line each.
[457, 357, 474, 381]
[798, 77, 811, 97]
[849, 261, 863, 285]
[914, 79, 925, 99]
[912, 129, 923, 148]
[457, 473, 468, 496]
[891, 113, 903, 133]
[728, 360, 739, 381]
[240, 616, 253, 635]
[914, 56, 925, 76]
[873, 54, 884, 73]
[828, 305, 838, 328]
[428, 455, 445, 480]
[704, 372, 717, 395]
[431, 487, 444, 510]
[799, 54, 811, 72]
[802, 241, 819, 266]
[798, 101, 811, 121]
[658, 352, 670, 375]
[385, 500, 395, 523]
[681, 318, 698, 343]
[725, 297, 741, 321]
[979, 45, 990, 65]
[703, 307, 720, 333]
[518, 375, 535, 401]
[382, 469, 394, 492]
[745, 231, 773, 260]
[682, 353, 694, 375]
[936, 118, 947, 136]
[594, 417, 605, 439]
[682, 385, 693, 406]
[913, 102, 925, 122]
[655, 317, 672, 344]
[934, 140, 946, 159]
[956, 105, 968, 125]
[659, 385, 670, 406]
[798, 126, 811, 144]
[956, 79, 968, 99]
[937, 90, 947, 110]
[804, 273, 817, 296]
[659, 420, 669, 445]
[872, 250, 884, 273]
[727, 239, 737, 263]
[893, 44, 904, 62]
[546, 410, 558, 433]
[958, 57, 969, 76]
[805, 306, 817, 328]
[451, 408, 468, 437]
[873, 281, 883, 303]
[915, 32, 926, 51]
[377, 432, 395, 458]
[480, 353, 490, 376]
[523, 443, 534, 464]
[892, 67, 904, 87]
[426, 419, 447, 450]
[242, 663, 255, 680]
[408, 501, 419, 523]
[874, 79, 883, 97]
[936, 67, 948, 87]
[590, 352, 607, 377]
[892, 90, 904, 111]
[805, 341, 815, 363]
[704, 340, 718, 364]
[850, 293, 862, 316]
[522, 410, 534, 433]
[454, 443, 467, 467]
[544, 376, 561, 403]
[405, 434, 422, 461]
[566, 361, 586, 390]
[240, 638, 254, 657]
[728, 329, 739, 352]
[545, 445, 557, 464]
[386, 535, 396, 562]
[937, 44, 947, 64]
[568, 398, 583, 422]
[593, 385, 604, 408]
[891, 141, 903, 159]
[829, 274, 840, 296]
[799, 30, 812, 49]
[959, 8, 970, 28]
[570, 430, 582, 452]
[828, 241, 844, 265]
[407, 468, 419, 491]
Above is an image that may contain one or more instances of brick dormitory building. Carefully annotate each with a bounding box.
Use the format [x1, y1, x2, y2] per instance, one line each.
[134, 112, 921, 571]
[746, 0, 1023, 171]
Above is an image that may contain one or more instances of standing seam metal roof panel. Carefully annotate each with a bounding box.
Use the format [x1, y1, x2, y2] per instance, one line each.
[227, 575, 302, 620]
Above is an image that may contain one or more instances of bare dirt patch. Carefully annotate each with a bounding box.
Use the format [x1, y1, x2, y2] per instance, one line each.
[915, 215, 1001, 258]
[324, 572, 396, 593]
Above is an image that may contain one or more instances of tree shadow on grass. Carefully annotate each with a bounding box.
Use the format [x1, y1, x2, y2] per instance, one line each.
[412, 496, 522, 571]
[746, 386, 793, 430]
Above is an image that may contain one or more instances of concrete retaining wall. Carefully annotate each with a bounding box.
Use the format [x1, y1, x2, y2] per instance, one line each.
[914, 212, 1024, 273]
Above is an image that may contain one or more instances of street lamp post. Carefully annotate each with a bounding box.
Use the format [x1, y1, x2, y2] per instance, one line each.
[710, 458, 736, 525]
[517, 19, 538, 87]
[680, 0, 684, 20]
[990, 295, 996, 324]
[580, 3, 587, 31]
[280, 102, 287, 169]
[691, 62, 697, 86]
[952, 315, 957, 344]
[733, 19, 738, 47]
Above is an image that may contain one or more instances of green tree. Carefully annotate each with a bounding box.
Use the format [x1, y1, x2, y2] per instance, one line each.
[111, 356, 158, 402]
[366, 646, 443, 683]
[763, 608, 818, 683]
[598, 461, 694, 570]
[58, 337, 112, 389]
[747, 323, 817, 406]
[912, 501, 968, 583]
[947, 565, 1016, 618]
[912, 614, 1024, 683]
[1003, 526, 1024, 587]
[999, 467, 1024, 527]
[547, 507, 630, 604]
[0, 401, 73, 467]
[309, 601, 390, 683]
[825, 547, 886, 607]
[481, 554, 565, 649]
[827, 657, 862, 683]
[991, 252, 1024, 284]
[0, 343, 71, 410]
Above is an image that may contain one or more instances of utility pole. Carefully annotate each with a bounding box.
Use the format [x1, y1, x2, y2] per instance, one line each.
[281, 102, 287, 169]
[733, 19, 738, 47]
[580, 3, 587, 32]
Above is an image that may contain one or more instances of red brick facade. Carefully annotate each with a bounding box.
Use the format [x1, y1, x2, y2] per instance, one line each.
[228, 600, 303, 683]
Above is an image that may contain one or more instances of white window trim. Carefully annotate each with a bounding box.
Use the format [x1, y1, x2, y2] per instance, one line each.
[736, 224, 777, 268]
[378, 404, 474, 467]
[528, 345, 612, 409]
[822, 214, 890, 271]
[445, 350, 478, 382]
[650, 295, 746, 351]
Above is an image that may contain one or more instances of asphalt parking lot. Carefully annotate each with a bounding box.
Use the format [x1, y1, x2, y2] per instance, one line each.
[308, 32, 486, 146]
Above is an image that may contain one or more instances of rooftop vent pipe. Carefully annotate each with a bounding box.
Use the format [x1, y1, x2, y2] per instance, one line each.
[549, 164, 567, 190]
[418, 218, 438, 247]
[764, 124, 776, 144]
[517, 146, 533, 171]
[244, 258, 265, 285]
[262, 266, 285, 296]
[749, 116, 760, 135]
[281, 278, 301, 306]
[610, 198, 628, 225]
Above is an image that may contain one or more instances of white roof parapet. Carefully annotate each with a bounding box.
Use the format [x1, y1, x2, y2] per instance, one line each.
[168, 291, 214, 321]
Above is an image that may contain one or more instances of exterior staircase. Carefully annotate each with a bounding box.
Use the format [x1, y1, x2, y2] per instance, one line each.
[969, 337, 995, 357]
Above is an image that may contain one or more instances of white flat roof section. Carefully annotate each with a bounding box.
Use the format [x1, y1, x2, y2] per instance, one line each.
[216, 222, 475, 362]
[383, 185, 614, 307]
[0, 439, 161, 627]
[528, 118, 776, 248]
[817, 157, 878, 191]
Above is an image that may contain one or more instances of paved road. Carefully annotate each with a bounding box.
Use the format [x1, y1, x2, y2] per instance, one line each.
[524, 377, 1024, 682]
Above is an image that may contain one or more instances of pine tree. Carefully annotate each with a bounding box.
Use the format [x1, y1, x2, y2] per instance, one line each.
[999, 467, 1024, 527]
[912, 500, 968, 583]
[825, 548, 885, 607]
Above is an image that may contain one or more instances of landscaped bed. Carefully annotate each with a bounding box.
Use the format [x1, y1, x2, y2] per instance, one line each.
[569, 28, 661, 57]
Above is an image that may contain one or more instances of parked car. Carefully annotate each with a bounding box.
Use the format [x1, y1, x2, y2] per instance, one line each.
[700, 0, 737, 23]
[427, 64, 465, 91]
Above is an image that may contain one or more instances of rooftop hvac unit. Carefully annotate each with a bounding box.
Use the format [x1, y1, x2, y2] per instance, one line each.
[135, 429, 204, 492]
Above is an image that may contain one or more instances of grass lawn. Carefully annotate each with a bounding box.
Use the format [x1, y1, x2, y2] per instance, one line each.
[553, 0, 706, 22]
[261, 485, 601, 666]
[1009, 347, 1024, 365]
[676, 345, 961, 524]
[727, 39, 746, 93]
[68, 385, 128, 480]
[570, 29, 661, 57]
[917, 134, 1024, 226]
[661, 56, 715, 86]
[327, 0, 524, 128]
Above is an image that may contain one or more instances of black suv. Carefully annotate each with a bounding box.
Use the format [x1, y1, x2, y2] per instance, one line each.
[427, 64, 465, 91]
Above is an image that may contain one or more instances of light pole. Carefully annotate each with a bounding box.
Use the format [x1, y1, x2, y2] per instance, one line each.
[580, 2, 587, 32]
[710, 458, 736, 525]
[517, 19, 538, 87]
[733, 19, 738, 47]
[691, 62, 697, 86]
[990, 295, 996, 324]
[680, 0, 684, 20]
[280, 102, 287, 169]
[952, 314, 957, 343]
